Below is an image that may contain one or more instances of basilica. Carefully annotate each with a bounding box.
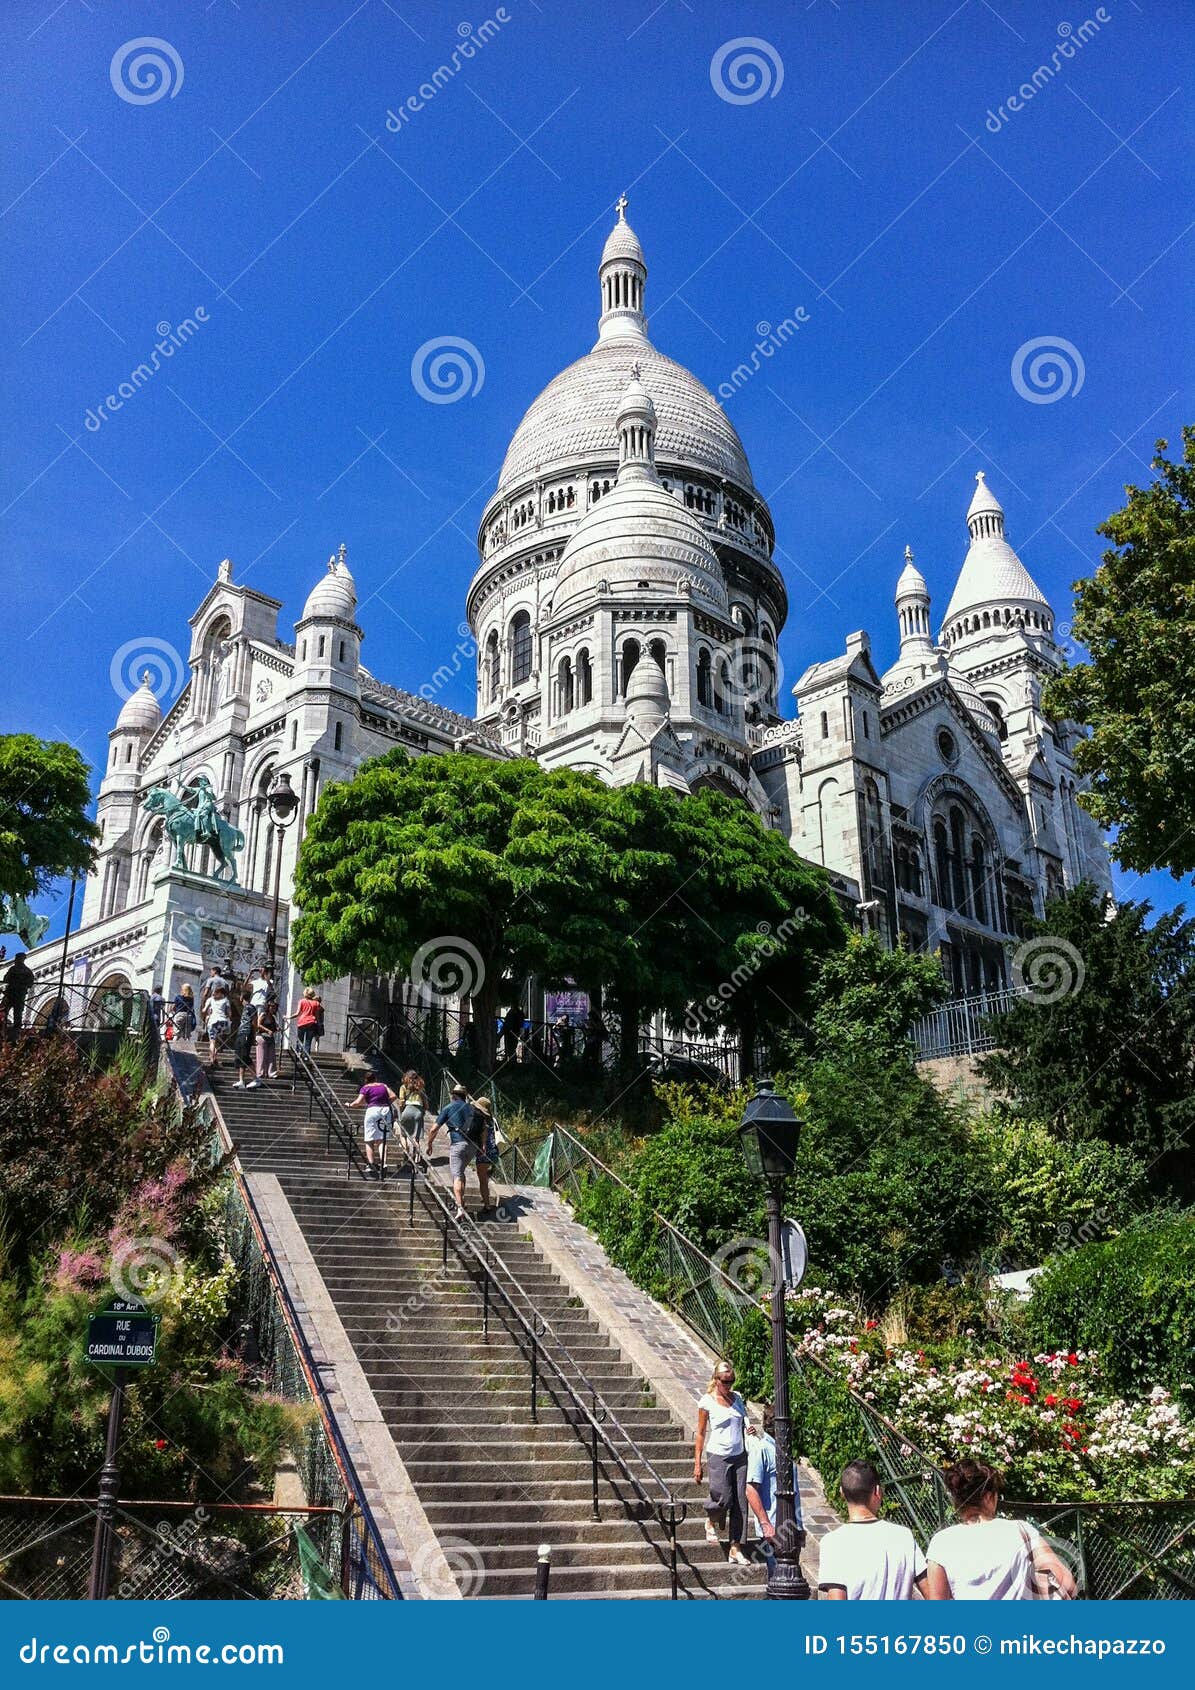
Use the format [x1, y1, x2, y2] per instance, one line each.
[21, 203, 1110, 1034]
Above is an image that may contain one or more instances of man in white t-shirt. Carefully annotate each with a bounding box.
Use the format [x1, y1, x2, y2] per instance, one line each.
[817, 1460, 927, 1600]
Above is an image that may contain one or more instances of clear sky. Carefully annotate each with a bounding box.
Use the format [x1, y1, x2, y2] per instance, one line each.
[2, 0, 1192, 942]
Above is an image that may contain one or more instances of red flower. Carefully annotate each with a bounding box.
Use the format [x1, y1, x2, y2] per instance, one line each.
[1008, 1391, 1033, 1406]
[864, 1320, 878, 1331]
[1067, 1352, 1079, 1366]
[1044, 1394, 1058, 1407]
[154, 1439, 167, 1451]
[1062, 1397, 1084, 1415]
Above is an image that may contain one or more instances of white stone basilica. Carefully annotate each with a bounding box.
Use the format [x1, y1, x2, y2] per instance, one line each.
[22, 204, 1110, 1032]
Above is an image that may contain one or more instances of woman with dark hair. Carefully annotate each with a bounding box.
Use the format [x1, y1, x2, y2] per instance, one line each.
[925, 1460, 1076, 1600]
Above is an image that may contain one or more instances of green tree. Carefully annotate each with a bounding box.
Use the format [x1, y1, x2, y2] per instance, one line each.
[980, 885, 1195, 1195]
[800, 932, 949, 1063]
[293, 751, 847, 1076]
[0, 734, 97, 904]
[1045, 429, 1195, 877]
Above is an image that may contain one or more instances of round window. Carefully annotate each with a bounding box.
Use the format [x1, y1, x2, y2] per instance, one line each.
[937, 727, 958, 763]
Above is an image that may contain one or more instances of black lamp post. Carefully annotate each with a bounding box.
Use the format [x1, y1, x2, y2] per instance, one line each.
[738, 1078, 810, 1601]
[264, 772, 300, 977]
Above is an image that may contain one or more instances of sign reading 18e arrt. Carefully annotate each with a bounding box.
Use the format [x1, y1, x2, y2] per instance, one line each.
[86, 1297, 159, 1368]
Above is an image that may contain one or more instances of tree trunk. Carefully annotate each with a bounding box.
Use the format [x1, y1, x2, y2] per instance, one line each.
[470, 970, 502, 1075]
[617, 997, 641, 1079]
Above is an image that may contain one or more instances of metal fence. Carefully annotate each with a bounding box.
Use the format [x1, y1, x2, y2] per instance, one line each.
[507, 1122, 1195, 1600]
[909, 985, 1024, 1060]
[0, 1496, 339, 1602]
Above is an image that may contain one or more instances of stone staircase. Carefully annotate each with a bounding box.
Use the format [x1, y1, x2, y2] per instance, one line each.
[210, 1054, 765, 1599]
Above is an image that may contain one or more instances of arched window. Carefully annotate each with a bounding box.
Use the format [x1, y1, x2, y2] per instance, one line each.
[509, 611, 532, 686]
[649, 638, 666, 672]
[714, 658, 729, 715]
[557, 656, 575, 715]
[577, 648, 593, 707]
[334, 721, 342, 752]
[934, 820, 952, 910]
[949, 807, 968, 913]
[620, 638, 640, 694]
[485, 630, 500, 702]
[984, 696, 1007, 741]
[696, 648, 712, 708]
[970, 837, 988, 925]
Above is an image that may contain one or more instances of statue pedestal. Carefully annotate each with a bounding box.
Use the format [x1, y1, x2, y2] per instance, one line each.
[145, 870, 285, 998]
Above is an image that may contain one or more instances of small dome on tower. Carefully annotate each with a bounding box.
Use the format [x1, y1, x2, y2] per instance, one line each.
[115, 673, 163, 734]
[624, 652, 670, 732]
[301, 544, 357, 623]
[967, 469, 1004, 525]
[895, 545, 928, 600]
[601, 197, 645, 269]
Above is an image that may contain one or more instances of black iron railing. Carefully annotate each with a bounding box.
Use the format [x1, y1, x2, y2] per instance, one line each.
[171, 1050, 402, 1599]
[288, 1037, 689, 1596]
[506, 1119, 1195, 1600]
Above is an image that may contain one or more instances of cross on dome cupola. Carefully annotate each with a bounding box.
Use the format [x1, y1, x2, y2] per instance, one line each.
[967, 470, 1005, 541]
[597, 194, 648, 343]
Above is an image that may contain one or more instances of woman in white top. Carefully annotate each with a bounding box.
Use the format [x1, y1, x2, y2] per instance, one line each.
[205, 987, 233, 1069]
[925, 1459, 1077, 1600]
[693, 1362, 752, 1566]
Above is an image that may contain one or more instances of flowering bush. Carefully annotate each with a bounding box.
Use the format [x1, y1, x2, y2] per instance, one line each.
[790, 1286, 1195, 1501]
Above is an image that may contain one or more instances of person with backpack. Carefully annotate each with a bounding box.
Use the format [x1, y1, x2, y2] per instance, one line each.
[349, 1070, 400, 1180]
[925, 1459, 1077, 1600]
[231, 999, 259, 1090]
[427, 1082, 491, 1220]
[255, 999, 279, 1082]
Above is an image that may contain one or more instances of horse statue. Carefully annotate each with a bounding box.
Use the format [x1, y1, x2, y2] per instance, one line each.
[143, 779, 244, 884]
[0, 894, 50, 949]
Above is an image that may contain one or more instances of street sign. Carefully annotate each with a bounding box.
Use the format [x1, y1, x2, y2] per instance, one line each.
[86, 1298, 159, 1369]
[780, 1220, 808, 1290]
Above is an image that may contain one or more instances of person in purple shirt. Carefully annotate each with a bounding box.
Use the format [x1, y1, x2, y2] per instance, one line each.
[348, 1071, 399, 1180]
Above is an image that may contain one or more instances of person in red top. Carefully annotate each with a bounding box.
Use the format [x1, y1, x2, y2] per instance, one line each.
[290, 989, 320, 1055]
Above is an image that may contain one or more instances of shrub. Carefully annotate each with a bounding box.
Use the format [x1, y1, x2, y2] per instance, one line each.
[1025, 1215, 1195, 1399]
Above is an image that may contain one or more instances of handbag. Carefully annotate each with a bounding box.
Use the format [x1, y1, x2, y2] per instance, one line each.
[1019, 1522, 1071, 1599]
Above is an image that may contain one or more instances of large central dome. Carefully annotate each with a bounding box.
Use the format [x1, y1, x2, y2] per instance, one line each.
[495, 199, 756, 495]
[497, 340, 755, 492]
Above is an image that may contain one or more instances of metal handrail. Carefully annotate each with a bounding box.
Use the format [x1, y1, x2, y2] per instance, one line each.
[286, 1036, 690, 1594]
[170, 1051, 402, 1598]
[287, 1038, 362, 1177]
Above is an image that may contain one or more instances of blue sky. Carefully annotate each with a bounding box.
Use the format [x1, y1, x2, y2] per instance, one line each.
[2, 0, 1192, 941]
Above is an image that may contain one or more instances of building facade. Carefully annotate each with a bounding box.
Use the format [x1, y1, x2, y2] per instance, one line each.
[21, 205, 1110, 1032]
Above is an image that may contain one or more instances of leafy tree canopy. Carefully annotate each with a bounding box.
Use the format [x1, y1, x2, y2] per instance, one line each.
[1045, 429, 1195, 877]
[0, 734, 97, 905]
[291, 750, 845, 1071]
[980, 884, 1195, 1196]
[797, 932, 950, 1063]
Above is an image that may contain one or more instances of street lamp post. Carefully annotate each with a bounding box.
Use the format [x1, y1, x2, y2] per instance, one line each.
[264, 772, 300, 978]
[738, 1078, 810, 1601]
